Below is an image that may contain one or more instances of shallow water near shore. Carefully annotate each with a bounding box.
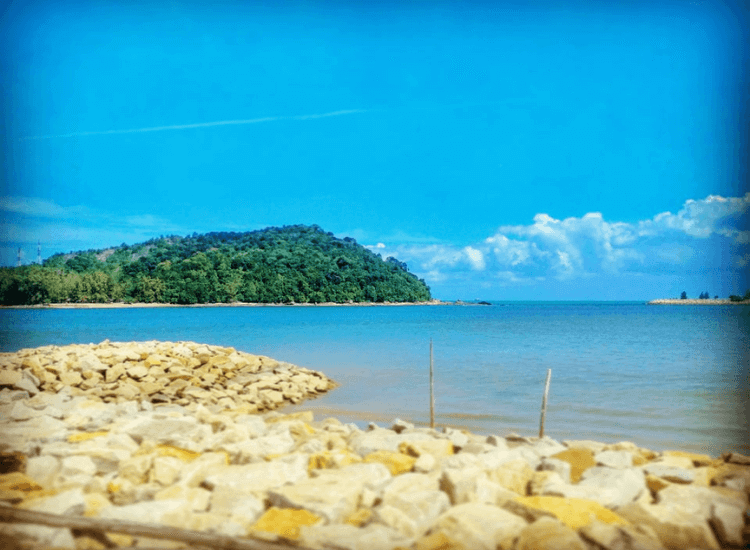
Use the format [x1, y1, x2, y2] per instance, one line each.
[1, 302, 748, 454]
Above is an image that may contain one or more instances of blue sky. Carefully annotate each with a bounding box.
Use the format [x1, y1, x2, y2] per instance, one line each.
[1, 0, 748, 300]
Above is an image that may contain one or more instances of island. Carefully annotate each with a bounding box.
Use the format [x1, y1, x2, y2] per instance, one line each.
[0, 225, 432, 306]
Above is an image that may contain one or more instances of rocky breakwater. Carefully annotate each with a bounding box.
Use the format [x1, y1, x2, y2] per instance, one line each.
[0, 344, 748, 550]
[0, 340, 337, 412]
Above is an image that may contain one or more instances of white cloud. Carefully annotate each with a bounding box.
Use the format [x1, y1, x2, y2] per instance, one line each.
[463, 246, 485, 270]
[0, 196, 90, 219]
[374, 193, 749, 286]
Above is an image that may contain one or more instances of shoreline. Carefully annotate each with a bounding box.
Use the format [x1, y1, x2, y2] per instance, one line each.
[1, 341, 749, 549]
[647, 298, 750, 305]
[0, 299, 461, 310]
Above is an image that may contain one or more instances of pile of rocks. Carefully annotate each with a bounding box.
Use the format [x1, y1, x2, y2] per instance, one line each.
[1, 343, 749, 550]
[0, 340, 337, 412]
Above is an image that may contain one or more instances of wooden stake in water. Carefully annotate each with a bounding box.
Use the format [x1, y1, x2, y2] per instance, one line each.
[429, 338, 435, 429]
[539, 368, 552, 438]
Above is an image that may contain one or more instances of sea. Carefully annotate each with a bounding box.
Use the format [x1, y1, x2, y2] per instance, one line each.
[1, 302, 748, 455]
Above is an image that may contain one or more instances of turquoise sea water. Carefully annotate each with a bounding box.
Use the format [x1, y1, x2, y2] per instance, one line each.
[1, 302, 748, 454]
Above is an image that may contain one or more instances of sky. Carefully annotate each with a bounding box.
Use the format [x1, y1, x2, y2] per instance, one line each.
[1, 0, 748, 300]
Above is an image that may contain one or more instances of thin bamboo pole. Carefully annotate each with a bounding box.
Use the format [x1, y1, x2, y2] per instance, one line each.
[539, 368, 552, 438]
[429, 338, 435, 429]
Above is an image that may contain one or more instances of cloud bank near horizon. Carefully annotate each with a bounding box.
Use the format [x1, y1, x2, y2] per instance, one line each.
[366, 193, 750, 287]
[1, 193, 748, 297]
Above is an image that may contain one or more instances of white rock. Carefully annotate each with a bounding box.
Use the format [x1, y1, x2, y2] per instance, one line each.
[578, 467, 646, 508]
[203, 453, 308, 496]
[61, 455, 97, 477]
[414, 452, 437, 473]
[595, 450, 634, 469]
[25, 489, 86, 516]
[539, 457, 572, 483]
[301, 523, 413, 550]
[430, 502, 528, 550]
[26, 455, 61, 487]
[269, 463, 391, 523]
[98, 498, 192, 527]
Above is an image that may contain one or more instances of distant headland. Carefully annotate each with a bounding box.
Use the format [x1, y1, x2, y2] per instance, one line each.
[648, 298, 750, 305]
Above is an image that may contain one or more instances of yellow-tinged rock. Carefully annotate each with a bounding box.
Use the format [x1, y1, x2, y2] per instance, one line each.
[363, 450, 416, 476]
[345, 508, 374, 527]
[309, 450, 362, 471]
[414, 531, 466, 550]
[645, 475, 670, 495]
[143, 356, 162, 367]
[0, 370, 22, 385]
[83, 492, 112, 517]
[551, 448, 596, 483]
[0, 472, 51, 501]
[251, 507, 322, 540]
[662, 450, 714, 467]
[68, 431, 109, 442]
[59, 370, 83, 386]
[400, 439, 454, 458]
[512, 496, 630, 530]
[488, 459, 535, 495]
[515, 516, 587, 550]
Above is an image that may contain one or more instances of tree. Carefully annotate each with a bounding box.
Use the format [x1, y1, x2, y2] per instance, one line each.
[680, 291, 687, 300]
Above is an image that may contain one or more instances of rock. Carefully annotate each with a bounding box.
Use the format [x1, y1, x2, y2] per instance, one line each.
[413, 453, 437, 473]
[578, 467, 646, 508]
[21, 488, 86, 516]
[429, 502, 527, 550]
[440, 467, 511, 505]
[363, 450, 417, 475]
[642, 464, 695, 484]
[508, 496, 629, 530]
[0, 370, 22, 386]
[579, 520, 665, 550]
[97, 498, 192, 527]
[595, 450, 634, 469]
[617, 500, 720, 550]
[155, 485, 212, 512]
[526, 437, 567, 458]
[709, 501, 744, 547]
[400, 439, 454, 459]
[413, 531, 466, 550]
[563, 440, 606, 454]
[551, 448, 596, 483]
[268, 463, 391, 522]
[379, 473, 450, 536]
[514, 516, 587, 550]
[486, 435, 509, 450]
[662, 450, 714, 467]
[301, 523, 413, 550]
[539, 457, 572, 483]
[203, 453, 308, 496]
[26, 456, 60, 487]
[349, 428, 432, 457]
[487, 459, 535, 495]
[722, 451, 750, 465]
[391, 418, 415, 433]
[250, 507, 322, 541]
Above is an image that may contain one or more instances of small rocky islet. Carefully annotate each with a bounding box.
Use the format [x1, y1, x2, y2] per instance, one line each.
[0, 341, 748, 550]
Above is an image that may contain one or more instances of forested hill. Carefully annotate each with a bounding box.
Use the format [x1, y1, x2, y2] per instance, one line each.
[0, 225, 432, 305]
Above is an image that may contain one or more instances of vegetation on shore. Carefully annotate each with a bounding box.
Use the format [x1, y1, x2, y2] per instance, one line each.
[0, 225, 432, 305]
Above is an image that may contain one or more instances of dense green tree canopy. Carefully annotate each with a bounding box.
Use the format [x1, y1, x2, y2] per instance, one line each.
[0, 225, 431, 305]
